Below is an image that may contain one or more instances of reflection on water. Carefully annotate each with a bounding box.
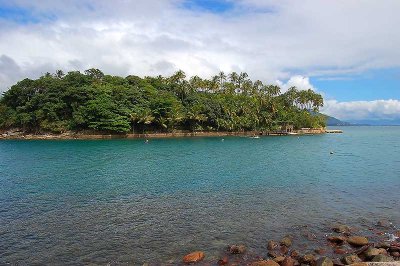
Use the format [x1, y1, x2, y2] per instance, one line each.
[0, 127, 399, 264]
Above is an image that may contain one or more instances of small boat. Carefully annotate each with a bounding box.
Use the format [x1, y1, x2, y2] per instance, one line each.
[249, 135, 260, 139]
[288, 132, 298, 135]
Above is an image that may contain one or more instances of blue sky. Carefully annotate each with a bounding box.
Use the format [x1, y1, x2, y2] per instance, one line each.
[0, 0, 399, 122]
[312, 68, 400, 102]
[181, 0, 234, 13]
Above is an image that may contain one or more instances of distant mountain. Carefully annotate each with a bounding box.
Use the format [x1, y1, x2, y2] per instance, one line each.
[321, 114, 352, 126]
[347, 119, 400, 126]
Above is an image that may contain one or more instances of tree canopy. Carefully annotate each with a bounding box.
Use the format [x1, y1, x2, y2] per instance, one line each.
[0, 69, 326, 134]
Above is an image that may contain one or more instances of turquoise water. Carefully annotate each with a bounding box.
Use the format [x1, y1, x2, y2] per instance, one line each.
[0, 127, 399, 265]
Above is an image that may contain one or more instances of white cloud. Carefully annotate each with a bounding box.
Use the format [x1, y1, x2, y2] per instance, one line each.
[0, 0, 400, 92]
[276, 75, 316, 93]
[0, 0, 399, 122]
[321, 99, 400, 121]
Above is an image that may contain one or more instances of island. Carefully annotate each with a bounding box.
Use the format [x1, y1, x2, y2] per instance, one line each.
[0, 69, 327, 139]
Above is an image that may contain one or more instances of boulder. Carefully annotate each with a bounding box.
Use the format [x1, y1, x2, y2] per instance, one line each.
[391, 251, 400, 257]
[268, 251, 279, 258]
[230, 244, 246, 254]
[291, 250, 300, 258]
[316, 257, 333, 266]
[389, 245, 400, 252]
[334, 248, 347, 255]
[347, 236, 368, 246]
[377, 248, 388, 255]
[377, 219, 391, 228]
[282, 256, 296, 266]
[274, 256, 286, 263]
[332, 224, 351, 234]
[300, 254, 315, 264]
[281, 236, 293, 247]
[371, 254, 395, 262]
[280, 245, 289, 255]
[341, 254, 361, 265]
[183, 251, 205, 263]
[327, 236, 347, 244]
[375, 241, 391, 249]
[268, 240, 279, 250]
[251, 260, 280, 266]
[332, 258, 344, 266]
[315, 248, 326, 255]
[363, 247, 380, 258]
[348, 263, 367, 266]
[217, 256, 228, 265]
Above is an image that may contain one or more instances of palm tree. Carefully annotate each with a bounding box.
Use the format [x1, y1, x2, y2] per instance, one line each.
[218, 71, 226, 91]
[130, 108, 155, 133]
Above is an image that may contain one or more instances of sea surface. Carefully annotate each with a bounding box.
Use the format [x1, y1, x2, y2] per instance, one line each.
[0, 126, 399, 265]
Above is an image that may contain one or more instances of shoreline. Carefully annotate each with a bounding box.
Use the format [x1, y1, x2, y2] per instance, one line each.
[0, 128, 331, 140]
[174, 221, 400, 265]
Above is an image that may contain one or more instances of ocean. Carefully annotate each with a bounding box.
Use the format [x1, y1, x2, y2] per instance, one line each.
[0, 126, 399, 265]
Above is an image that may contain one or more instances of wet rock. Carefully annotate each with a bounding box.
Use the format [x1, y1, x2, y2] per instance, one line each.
[281, 237, 293, 247]
[371, 254, 395, 262]
[391, 251, 400, 257]
[341, 254, 361, 265]
[375, 241, 391, 249]
[332, 224, 351, 234]
[377, 219, 391, 228]
[354, 244, 371, 255]
[251, 260, 280, 266]
[291, 250, 300, 258]
[315, 249, 326, 255]
[347, 236, 368, 246]
[389, 245, 400, 252]
[300, 254, 315, 264]
[280, 245, 289, 255]
[229, 244, 246, 254]
[282, 256, 296, 266]
[183, 251, 205, 263]
[363, 247, 380, 258]
[268, 251, 279, 258]
[327, 236, 347, 244]
[217, 256, 228, 265]
[268, 240, 279, 250]
[348, 263, 367, 266]
[316, 257, 333, 266]
[304, 232, 317, 241]
[332, 258, 344, 266]
[334, 248, 347, 255]
[377, 248, 388, 255]
[274, 256, 285, 263]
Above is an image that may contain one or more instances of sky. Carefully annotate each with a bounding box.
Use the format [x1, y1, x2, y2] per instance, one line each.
[0, 0, 399, 123]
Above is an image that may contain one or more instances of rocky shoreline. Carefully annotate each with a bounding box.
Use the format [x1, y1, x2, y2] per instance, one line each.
[150, 220, 399, 266]
[0, 129, 328, 140]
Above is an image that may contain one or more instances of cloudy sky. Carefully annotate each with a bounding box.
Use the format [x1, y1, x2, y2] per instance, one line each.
[0, 0, 399, 123]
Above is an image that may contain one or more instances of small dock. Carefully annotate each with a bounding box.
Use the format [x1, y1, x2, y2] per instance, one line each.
[326, 129, 343, 133]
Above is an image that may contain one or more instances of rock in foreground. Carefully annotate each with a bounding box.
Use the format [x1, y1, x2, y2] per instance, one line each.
[316, 257, 333, 266]
[347, 236, 368, 246]
[183, 251, 205, 263]
[251, 260, 280, 266]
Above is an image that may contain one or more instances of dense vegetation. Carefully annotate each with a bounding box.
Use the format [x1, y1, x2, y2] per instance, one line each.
[0, 69, 325, 134]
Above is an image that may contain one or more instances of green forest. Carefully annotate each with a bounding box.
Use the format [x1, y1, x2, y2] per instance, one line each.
[0, 69, 325, 134]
